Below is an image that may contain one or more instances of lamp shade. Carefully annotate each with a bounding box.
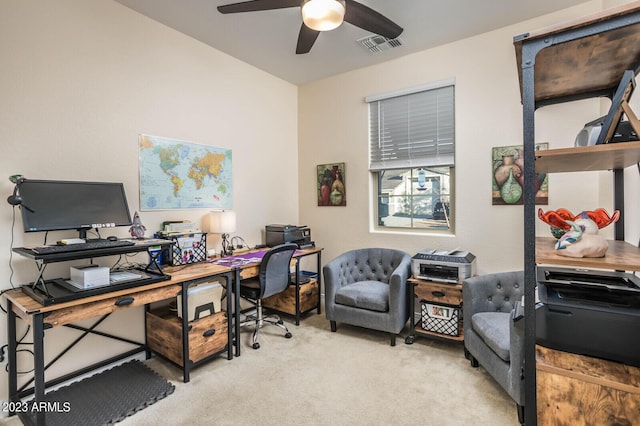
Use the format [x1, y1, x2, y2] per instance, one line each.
[301, 0, 345, 31]
[209, 210, 236, 234]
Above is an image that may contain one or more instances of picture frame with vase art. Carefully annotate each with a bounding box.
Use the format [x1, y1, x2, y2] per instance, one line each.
[317, 163, 346, 206]
[492, 143, 548, 205]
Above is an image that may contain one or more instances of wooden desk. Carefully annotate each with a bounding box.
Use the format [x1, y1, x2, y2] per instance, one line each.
[5, 261, 233, 425]
[536, 345, 640, 425]
[213, 246, 323, 357]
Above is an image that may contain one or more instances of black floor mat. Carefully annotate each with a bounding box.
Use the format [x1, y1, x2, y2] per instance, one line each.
[23, 360, 174, 426]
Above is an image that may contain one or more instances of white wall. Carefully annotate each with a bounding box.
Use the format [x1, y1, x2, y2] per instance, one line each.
[299, 0, 640, 273]
[0, 0, 298, 402]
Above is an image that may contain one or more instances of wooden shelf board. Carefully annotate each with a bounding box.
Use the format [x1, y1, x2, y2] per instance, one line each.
[413, 326, 464, 342]
[536, 236, 640, 271]
[535, 141, 640, 173]
[514, 2, 640, 105]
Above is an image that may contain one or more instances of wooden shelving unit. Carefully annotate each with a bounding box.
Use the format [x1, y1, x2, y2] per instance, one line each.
[514, 2, 640, 424]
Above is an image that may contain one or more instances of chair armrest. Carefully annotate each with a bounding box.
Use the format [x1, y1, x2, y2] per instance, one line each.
[388, 255, 412, 305]
[509, 306, 525, 370]
[323, 255, 350, 304]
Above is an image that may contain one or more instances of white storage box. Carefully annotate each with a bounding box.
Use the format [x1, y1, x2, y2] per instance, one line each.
[69, 265, 110, 289]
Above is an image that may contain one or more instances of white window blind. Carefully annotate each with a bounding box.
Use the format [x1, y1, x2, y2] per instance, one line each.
[368, 84, 455, 171]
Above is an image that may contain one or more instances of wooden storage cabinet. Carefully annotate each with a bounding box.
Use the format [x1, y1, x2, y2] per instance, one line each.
[405, 278, 463, 344]
[263, 279, 319, 316]
[146, 306, 228, 366]
[536, 346, 640, 425]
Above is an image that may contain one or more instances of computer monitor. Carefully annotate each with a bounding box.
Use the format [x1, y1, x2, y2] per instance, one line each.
[18, 179, 132, 239]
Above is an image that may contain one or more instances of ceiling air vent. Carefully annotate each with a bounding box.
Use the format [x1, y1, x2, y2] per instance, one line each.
[357, 35, 404, 53]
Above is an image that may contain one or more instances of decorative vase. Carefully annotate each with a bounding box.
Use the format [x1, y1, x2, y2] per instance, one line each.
[494, 155, 522, 188]
[330, 188, 343, 205]
[514, 148, 540, 193]
[500, 168, 523, 204]
[538, 208, 621, 239]
[330, 171, 345, 205]
[319, 178, 330, 206]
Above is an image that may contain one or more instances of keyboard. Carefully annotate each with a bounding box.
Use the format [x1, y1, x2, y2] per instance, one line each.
[32, 239, 136, 255]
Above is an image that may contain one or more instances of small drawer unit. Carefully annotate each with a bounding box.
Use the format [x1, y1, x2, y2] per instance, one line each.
[406, 278, 464, 344]
[263, 279, 319, 317]
[146, 306, 228, 366]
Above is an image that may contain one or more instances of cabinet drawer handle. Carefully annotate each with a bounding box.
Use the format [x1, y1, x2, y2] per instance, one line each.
[431, 291, 445, 298]
[115, 297, 134, 306]
[203, 329, 216, 337]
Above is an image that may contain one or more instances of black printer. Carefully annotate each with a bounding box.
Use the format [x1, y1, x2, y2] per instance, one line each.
[265, 224, 313, 248]
[536, 265, 640, 366]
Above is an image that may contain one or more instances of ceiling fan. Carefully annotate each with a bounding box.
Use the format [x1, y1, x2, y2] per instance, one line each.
[217, 0, 403, 54]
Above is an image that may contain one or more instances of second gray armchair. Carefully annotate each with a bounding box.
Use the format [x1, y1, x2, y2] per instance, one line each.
[323, 248, 412, 346]
[463, 271, 526, 424]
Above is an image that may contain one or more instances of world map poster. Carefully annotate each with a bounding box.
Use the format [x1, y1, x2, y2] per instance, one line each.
[138, 134, 232, 210]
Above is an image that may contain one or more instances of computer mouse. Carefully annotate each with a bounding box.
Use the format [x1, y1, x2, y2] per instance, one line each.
[107, 236, 118, 241]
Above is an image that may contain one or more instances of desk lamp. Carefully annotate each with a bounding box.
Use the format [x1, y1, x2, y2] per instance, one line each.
[210, 210, 236, 256]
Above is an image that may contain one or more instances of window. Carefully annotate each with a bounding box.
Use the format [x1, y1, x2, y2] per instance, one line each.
[367, 80, 455, 232]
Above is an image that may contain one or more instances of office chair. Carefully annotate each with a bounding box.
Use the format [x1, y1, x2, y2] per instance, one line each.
[239, 243, 297, 349]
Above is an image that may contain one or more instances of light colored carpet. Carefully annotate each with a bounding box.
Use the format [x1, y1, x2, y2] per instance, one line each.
[3, 311, 518, 425]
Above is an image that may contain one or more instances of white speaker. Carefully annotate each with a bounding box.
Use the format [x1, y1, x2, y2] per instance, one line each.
[575, 116, 605, 147]
[575, 124, 602, 147]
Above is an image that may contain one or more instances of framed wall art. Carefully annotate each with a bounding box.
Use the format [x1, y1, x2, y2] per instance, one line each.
[317, 163, 346, 206]
[492, 143, 548, 205]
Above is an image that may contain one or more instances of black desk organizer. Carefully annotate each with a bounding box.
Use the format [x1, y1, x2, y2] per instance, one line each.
[13, 239, 175, 306]
[158, 232, 207, 266]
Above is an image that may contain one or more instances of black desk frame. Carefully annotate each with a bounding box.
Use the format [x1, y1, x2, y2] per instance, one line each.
[7, 241, 234, 426]
[231, 248, 322, 357]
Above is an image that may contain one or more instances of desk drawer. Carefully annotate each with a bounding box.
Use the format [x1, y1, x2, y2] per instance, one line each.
[45, 285, 182, 328]
[263, 279, 319, 316]
[146, 307, 228, 366]
[413, 280, 462, 306]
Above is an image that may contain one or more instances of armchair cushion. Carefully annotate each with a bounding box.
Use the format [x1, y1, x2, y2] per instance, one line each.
[335, 281, 389, 313]
[471, 312, 511, 362]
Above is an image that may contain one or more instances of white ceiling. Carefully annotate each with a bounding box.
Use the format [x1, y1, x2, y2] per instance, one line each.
[114, 0, 588, 85]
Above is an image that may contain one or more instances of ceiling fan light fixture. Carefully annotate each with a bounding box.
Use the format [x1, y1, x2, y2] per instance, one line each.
[301, 0, 346, 32]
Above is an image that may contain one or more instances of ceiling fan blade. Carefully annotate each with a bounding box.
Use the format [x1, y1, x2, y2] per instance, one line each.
[344, 0, 403, 39]
[218, 0, 300, 14]
[296, 24, 320, 54]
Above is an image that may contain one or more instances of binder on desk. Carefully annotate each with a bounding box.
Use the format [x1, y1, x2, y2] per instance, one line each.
[177, 281, 223, 321]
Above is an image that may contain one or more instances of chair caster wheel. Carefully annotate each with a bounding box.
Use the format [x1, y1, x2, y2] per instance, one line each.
[285, 332, 292, 339]
[405, 335, 415, 345]
[252, 342, 260, 350]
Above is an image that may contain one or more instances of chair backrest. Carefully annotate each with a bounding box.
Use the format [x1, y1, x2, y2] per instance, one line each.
[259, 243, 297, 299]
[338, 248, 409, 285]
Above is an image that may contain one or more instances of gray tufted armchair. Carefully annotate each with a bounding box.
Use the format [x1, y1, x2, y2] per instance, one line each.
[323, 248, 412, 346]
[463, 271, 525, 424]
